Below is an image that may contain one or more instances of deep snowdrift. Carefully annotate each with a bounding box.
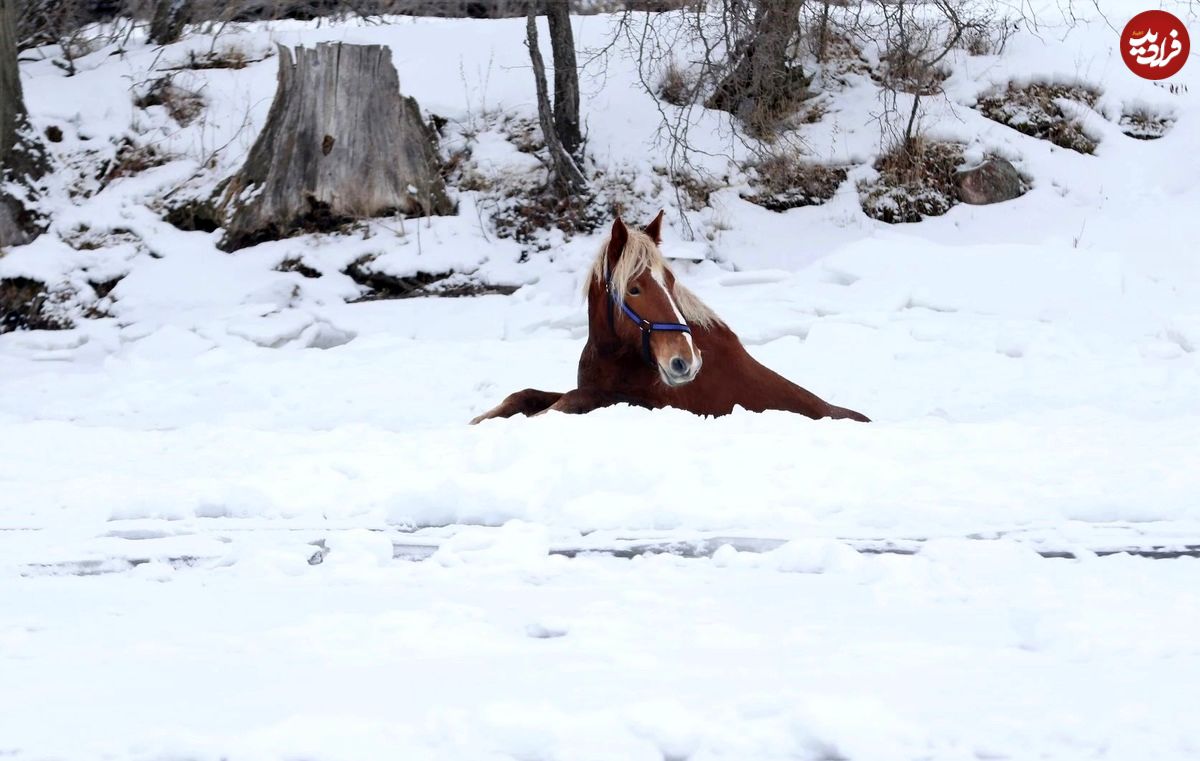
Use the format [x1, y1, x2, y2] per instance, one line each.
[1, 2, 1198, 759]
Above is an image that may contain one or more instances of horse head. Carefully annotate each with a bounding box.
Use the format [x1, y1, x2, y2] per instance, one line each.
[590, 212, 703, 387]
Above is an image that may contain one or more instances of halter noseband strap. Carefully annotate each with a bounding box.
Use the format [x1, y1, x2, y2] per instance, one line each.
[603, 263, 692, 366]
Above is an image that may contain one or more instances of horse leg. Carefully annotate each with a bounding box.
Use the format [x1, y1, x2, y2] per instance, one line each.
[824, 403, 871, 423]
[470, 388, 564, 424]
[540, 388, 647, 416]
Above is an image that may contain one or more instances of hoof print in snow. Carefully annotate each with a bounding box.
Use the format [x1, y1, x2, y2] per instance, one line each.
[956, 156, 1027, 205]
[1119, 106, 1173, 140]
[859, 139, 965, 224]
[741, 153, 847, 212]
[526, 621, 568, 639]
[0, 277, 72, 334]
[307, 541, 328, 565]
[976, 82, 1101, 155]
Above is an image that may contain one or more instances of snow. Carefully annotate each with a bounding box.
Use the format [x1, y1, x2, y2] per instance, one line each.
[2, 2, 1200, 759]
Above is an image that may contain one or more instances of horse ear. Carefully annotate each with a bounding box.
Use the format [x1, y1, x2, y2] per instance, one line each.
[643, 209, 665, 244]
[606, 216, 628, 269]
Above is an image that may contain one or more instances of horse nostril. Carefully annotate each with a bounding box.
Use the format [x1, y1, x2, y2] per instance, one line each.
[669, 357, 688, 375]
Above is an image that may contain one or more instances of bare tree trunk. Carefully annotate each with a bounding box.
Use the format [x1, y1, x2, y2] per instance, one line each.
[525, 10, 585, 193]
[817, 0, 830, 63]
[149, 0, 191, 45]
[544, 0, 581, 157]
[216, 42, 453, 251]
[707, 0, 809, 132]
[0, 0, 48, 247]
[0, 0, 23, 166]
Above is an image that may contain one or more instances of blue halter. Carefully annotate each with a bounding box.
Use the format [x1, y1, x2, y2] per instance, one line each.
[603, 264, 692, 366]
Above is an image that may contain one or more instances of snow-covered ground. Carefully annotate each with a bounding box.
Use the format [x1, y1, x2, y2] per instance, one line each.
[2, 2, 1200, 758]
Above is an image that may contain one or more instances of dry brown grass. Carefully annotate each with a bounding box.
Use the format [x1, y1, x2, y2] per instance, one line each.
[181, 45, 262, 71]
[976, 83, 1101, 154]
[859, 138, 964, 224]
[135, 77, 206, 127]
[1119, 106, 1172, 140]
[98, 139, 170, 189]
[658, 61, 695, 107]
[742, 151, 846, 212]
[667, 168, 723, 212]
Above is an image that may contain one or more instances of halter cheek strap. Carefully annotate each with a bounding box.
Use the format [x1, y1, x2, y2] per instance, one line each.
[603, 264, 692, 366]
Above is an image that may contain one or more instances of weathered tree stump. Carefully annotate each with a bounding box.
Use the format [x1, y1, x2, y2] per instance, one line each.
[0, 0, 50, 248]
[216, 42, 453, 251]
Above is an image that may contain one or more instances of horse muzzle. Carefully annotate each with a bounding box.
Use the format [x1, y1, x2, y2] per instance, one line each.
[660, 354, 702, 387]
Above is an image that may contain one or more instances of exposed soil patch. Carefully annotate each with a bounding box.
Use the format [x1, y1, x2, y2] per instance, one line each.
[344, 257, 518, 300]
[277, 258, 322, 279]
[163, 191, 224, 234]
[88, 276, 123, 299]
[0, 278, 72, 333]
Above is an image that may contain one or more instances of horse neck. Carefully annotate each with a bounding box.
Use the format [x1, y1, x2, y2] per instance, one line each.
[585, 280, 621, 351]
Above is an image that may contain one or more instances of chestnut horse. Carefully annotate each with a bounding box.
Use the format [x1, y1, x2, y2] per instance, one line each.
[470, 212, 869, 423]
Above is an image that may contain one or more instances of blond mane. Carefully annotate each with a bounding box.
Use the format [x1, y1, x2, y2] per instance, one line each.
[585, 229, 722, 329]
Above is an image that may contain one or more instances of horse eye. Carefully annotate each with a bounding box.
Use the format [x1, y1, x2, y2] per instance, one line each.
[628, 286, 641, 296]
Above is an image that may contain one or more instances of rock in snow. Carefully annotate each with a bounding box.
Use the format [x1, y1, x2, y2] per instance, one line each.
[956, 157, 1026, 205]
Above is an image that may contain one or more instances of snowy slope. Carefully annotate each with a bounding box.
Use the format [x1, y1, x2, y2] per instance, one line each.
[2, 2, 1199, 759]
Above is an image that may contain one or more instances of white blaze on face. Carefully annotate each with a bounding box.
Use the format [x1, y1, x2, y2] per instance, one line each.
[650, 267, 698, 359]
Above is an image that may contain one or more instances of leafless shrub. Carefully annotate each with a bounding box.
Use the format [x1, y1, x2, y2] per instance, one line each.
[444, 113, 604, 249]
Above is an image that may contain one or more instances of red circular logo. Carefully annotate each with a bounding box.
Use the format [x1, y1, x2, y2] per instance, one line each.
[1121, 10, 1190, 80]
